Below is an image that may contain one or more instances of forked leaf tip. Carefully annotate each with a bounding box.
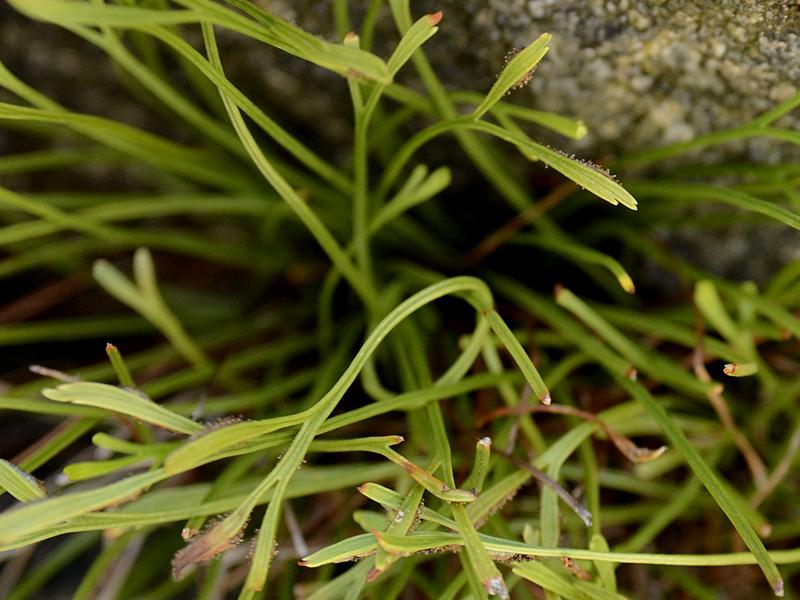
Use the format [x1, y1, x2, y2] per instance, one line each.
[172, 518, 246, 580]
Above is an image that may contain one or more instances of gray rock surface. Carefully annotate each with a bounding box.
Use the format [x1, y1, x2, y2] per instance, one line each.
[261, 0, 800, 162]
[471, 0, 799, 162]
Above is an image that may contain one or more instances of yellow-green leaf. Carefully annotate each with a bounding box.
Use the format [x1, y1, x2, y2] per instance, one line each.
[42, 382, 203, 435]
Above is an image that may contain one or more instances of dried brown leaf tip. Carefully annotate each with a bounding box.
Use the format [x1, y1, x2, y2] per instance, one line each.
[479, 403, 666, 464]
[171, 515, 246, 580]
[560, 556, 592, 580]
[723, 362, 758, 377]
[609, 431, 667, 463]
[29, 364, 79, 382]
[427, 11, 444, 26]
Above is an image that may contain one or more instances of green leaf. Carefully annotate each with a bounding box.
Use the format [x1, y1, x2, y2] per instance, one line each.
[589, 534, 617, 592]
[0, 470, 167, 545]
[370, 166, 451, 234]
[514, 234, 635, 294]
[472, 34, 551, 120]
[694, 280, 752, 359]
[617, 378, 783, 597]
[93, 249, 209, 367]
[309, 435, 405, 454]
[0, 460, 46, 503]
[377, 117, 637, 211]
[372, 484, 425, 576]
[378, 448, 476, 503]
[471, 121, 637, 210]
[512, 562, 586, 600]
[12, 0, 392, 83]
[207, 0, 392, 82]
[451, 504, 508, 598]
[462, 437, 492, 493]
[0, 102, 247, 191]
[553, 286, 713, 398]
[515, 561, 629, 600]
[299, 533, 377, 567]
[629, 182, 800, 230]
[201, 23, 380, 310]
[163, 414, 307, 475]
[63, 456, 147, 482]
[723, 362, 759, 377]
[495, 104, 587, 140]
[386, 11, 442, 76]
[303, 528, 800, 571]
[358, 482, 459, 530]
[695, 280, 742, 343]
[353, 510, 389, 533]
[42, 382, 204, 435]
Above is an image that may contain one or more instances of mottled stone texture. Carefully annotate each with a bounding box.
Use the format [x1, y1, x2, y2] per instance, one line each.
[263, 0, 799, 162]
[479, 0, 797, 160]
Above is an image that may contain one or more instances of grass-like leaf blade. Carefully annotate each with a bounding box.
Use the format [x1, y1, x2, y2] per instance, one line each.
[0, 460, 46, 502]
[617, 377, 783, 596]
[42, 382, 204, 435]
[472, 34, 551, 120]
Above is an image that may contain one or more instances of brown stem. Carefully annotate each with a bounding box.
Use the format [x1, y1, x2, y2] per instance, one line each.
[464, 181, 576, 265]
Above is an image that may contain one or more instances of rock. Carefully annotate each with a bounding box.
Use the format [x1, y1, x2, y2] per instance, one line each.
[259, 0, 799, 163]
